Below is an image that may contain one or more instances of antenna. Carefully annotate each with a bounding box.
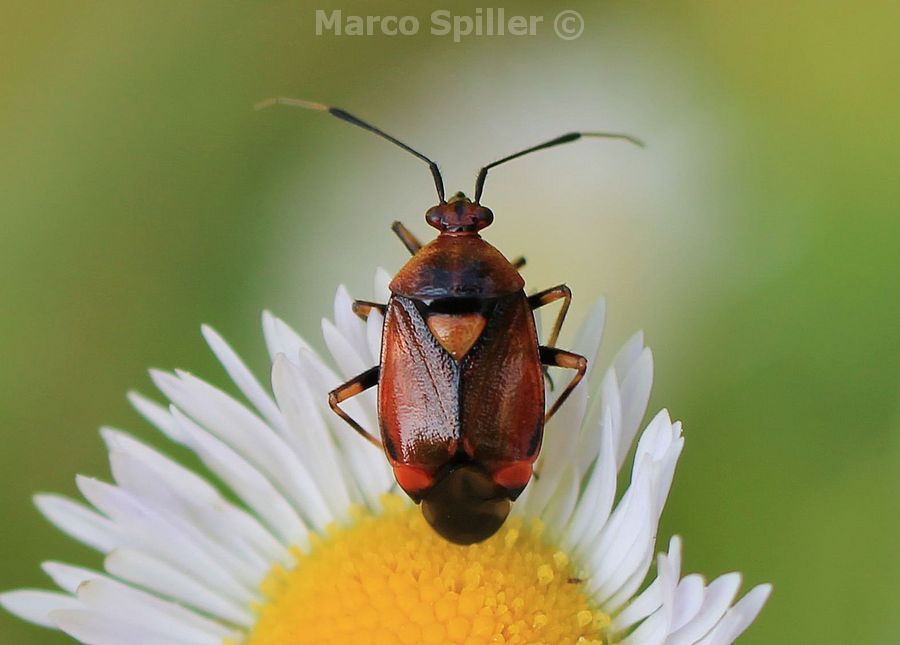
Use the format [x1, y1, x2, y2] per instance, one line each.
[473, 131, 644, 203]
[255, 97, 446, 203]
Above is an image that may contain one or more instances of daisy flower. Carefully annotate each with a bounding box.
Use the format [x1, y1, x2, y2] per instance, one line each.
[1, 268, 770, 644]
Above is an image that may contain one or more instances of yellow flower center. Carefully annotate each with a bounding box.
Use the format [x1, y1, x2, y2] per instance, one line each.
[244, 495, 609, 645]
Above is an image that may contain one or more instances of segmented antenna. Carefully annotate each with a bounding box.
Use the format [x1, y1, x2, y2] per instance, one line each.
[255, 97, 446, 203]
[474, 131, 644, 203]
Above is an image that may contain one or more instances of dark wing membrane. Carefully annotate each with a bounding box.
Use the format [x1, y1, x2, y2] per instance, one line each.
[378, 296, 461, 467]
[459, 293, 545, 465]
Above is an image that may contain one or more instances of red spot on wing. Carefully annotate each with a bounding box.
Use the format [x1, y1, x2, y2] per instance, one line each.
[393, 464, 435, 496]
[491, 461, 534, 490]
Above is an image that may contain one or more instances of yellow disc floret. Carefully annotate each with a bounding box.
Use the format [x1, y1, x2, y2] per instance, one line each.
[245, 495, 609, 645]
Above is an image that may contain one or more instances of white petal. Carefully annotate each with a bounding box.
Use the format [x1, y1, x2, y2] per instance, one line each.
[76, 578, 237, 642]
[105, 549, 255, 627]
[598, 367, 624, 469]
[598, 484, 681, 611]
[366, 309, 385, 364]
[577, 332, 647, 475]
[616, 348, 653, 468]
[293, 339, 375, 437]
[334, 285, 370, 361]
[567, 406, 617, 554]
[573, 396, 607, 479]
[0, 590, 81, 628]
[589, 469, 655, 600]
[374, 267, 392, 302]
[42, 562, 223, 644]
[618, 551, 676, 645]
[102, 429, 289, 567]
[261, 310, 312, 364]
[41, 562, 104, 594]
[75, 476, 261, 603]
[668, 573, 742, 645]
[610, 577, 660, 633]
[630, 410, 684, 520]
[201, 324, 287, 435]
[598, 532, 656, 609]
[571, 297, 607, 372]
[270, 354, 356, 515]
[547, 368, 590, 470]
[293, 344, 383, 485]
[322, 318, 369, 380]
[541, 467, 580, 540]
[33, 494, 124, 553]
[653, 427, 684, 517]
[584, 462, 652, 586]
[169, 407, 309, 547]
[51, 608, 176, 645]
[295, 347, 392, 508]
[127, 391, 183, 443]
[608, 536, 681, 623]
[671, 574, 706, 633]
[154, 370, 332, 531]
[694, 584, 772, 645]
[521, 380, 588, 518]
[613, 330, 645, 379]
[667, 535, 684, 579]
[319, 318, 378, 416]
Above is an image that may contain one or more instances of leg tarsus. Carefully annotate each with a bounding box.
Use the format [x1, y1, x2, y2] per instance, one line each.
[391, 221, 422, 255]
[512, 256, 526, 270]
[328, 366, 381, 448]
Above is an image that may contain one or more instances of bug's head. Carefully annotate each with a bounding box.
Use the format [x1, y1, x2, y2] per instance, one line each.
[420, 463, 511, 545]
[426, 192, 494, 234]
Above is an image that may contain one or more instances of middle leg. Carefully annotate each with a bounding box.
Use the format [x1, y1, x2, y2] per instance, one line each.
[328, 365, 381, 448]
[539, 346, 587, 424]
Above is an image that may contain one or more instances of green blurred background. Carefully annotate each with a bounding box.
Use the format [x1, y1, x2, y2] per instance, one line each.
[1, 1, 897, 643]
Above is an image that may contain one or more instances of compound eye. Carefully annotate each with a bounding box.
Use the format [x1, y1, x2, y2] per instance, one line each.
[420, 465, 512, 545]
[471, 206, 494, 230]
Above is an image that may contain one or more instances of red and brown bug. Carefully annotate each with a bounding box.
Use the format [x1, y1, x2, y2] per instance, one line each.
[257, 98, 642, 544]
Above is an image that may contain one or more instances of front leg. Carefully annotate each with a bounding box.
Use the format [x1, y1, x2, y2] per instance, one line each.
[328, 366, 381, 448]
[528, 284, 572, 349]
[391, 221, 423, 255]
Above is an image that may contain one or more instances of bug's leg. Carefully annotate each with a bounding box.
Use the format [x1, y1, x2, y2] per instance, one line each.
[511, 256, 526, 270]
[352, 300, 387, 321]
[328, 366, 382, 448]
[539, 346, 587, 424]
[391, 221, 423, 255]
[528, 284, 571, 349]
[529, 284, 572, 390]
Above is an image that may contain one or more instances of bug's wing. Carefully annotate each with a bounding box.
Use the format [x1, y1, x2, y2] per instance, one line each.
[378, 296, 461, 467]
[460, 294, 545, 466]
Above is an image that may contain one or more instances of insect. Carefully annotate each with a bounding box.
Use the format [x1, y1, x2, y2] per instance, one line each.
[257, 98, 642, 544]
